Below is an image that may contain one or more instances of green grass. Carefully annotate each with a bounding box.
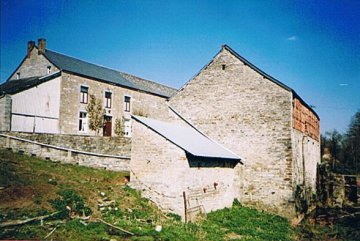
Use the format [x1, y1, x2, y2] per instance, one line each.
[0, 149, 357, 241]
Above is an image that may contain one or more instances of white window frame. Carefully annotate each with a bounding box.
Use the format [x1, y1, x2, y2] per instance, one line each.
[124, 119, 132, 137]
[124, 95, 131, 112]
[80, 85, 89, 104]
[79, 111, 88, 132]
[105, 90, 112, 108]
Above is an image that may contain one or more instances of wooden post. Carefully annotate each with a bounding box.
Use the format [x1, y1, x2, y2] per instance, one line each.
[183, 191, 187, 223]
[6, 136, 10, 149]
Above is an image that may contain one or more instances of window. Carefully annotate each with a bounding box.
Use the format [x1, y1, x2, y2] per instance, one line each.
[105, 91, 112, 108]
[47, 66, 51, 74]
[124, 119, 132, 137]
[80, 86, 88, 104]
[79, 112, 88, 132]
[124, 96, 131, 112]
[16, 72, 20, 80]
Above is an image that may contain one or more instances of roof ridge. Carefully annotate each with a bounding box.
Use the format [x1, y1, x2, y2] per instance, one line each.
[120, 72, 177, 91]
[45, 49, 122, 73]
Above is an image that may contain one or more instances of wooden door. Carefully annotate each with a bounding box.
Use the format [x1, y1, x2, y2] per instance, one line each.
[103, 116, 112, 136]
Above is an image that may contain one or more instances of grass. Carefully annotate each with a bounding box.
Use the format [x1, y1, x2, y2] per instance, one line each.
[0, 149, 357, 240]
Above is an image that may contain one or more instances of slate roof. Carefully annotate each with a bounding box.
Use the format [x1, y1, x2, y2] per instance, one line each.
[0, 71, 61, 95]
[132, 115, 241, 160]
[43, 49, 177, 98]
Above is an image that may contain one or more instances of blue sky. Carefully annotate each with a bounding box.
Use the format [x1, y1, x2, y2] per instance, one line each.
[1, 0, 359, 134]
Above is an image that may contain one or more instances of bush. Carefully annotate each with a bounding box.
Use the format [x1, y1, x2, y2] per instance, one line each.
[49, 189, 92, 218]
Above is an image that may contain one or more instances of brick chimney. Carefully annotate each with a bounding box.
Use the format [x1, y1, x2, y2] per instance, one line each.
[38, 38, 46, 55]
[27, 41, 35, 58]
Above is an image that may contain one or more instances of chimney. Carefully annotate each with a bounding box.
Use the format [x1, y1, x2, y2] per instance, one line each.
[27, 41, 35, 58]
[38, 38, 46, 55]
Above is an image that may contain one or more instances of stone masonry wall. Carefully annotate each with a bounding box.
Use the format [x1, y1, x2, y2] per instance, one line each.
[169, 47, 295, 218]
[292, 129, 321, 211]
[130, 119, 238, 220]
[0, 95, 12, 131]
[0, 132, 130, 171]
[3, 132, 130, 156]
[9, 48, 59, 80]
[59, 72, 170, 135]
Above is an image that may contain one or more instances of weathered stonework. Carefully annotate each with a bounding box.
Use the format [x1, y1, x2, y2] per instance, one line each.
[130, 119, 239, 220]
[0, 132, 130, 171]
[59, 72, 171, 135]
[0, 95, 12, 131]
[167, 46, 320, 219]
[9, 48, 59, 80]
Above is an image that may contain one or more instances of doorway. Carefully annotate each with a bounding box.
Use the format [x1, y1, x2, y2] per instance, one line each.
[103, 116, 112, 136]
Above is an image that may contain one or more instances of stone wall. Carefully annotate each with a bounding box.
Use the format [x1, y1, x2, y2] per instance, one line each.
[59, 72, 171, 135]
[9, 48, 59, 80]
[130, 119, 239, 221]
[292, 129, 320, 215]
[0, 95, 12, 131]
[0, 132, 130, 171]
[169, 47, 295, 218]
[3, 132, 130, 156]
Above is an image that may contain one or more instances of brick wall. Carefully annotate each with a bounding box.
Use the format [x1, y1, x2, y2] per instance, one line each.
[293, 98, 320, 141]
[130, 119, 239, 220]
[0, 95, 12, 131]
[169, 47, 296, 218]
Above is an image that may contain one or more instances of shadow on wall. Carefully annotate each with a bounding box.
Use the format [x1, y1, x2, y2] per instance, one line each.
[186, 153, 239, 168]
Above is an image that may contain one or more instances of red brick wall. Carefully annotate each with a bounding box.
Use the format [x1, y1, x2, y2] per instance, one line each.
[293, 98, 319, 141]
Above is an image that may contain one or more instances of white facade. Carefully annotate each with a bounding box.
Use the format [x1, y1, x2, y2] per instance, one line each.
[11, 76, 61, 133]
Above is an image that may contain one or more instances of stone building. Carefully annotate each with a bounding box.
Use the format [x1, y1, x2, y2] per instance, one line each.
[1, 40, 320, 221]
[130, 113, 242, 221]
[0, 39, 176, 136]
[130, 45, 320, 220]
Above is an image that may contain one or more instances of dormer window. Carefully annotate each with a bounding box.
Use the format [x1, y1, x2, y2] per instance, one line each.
[105, 91, 112, 108]
[16, 72, 20, 79]
[47, 66, 51, 74]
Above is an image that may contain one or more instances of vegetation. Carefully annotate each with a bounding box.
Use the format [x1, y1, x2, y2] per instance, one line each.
[87, 94, 105, 135]
[114, 118, 124, 137]
[0, 149, 358, 240]
[321, 110, 360, 174]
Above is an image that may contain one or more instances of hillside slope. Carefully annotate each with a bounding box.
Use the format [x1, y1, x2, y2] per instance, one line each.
[0, 149, 357, 240]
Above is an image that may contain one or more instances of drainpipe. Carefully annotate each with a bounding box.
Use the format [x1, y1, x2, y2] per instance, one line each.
[302, 135, 307, 197]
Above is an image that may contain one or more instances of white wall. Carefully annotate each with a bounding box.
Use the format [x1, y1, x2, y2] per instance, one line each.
[11, 76, 61, 133]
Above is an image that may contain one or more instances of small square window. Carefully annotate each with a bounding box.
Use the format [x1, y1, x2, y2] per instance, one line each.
[16, 72, 20, 79]
[47, 66, 51, 74]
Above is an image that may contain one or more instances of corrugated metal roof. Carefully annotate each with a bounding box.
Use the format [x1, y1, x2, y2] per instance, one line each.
[132, 115, 241, 160]
[44, 49, 177, 98]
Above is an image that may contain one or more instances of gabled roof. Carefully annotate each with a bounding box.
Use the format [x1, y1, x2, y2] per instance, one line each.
[174, 44, 319, 119]
[43, 49, 177, 98]
[0, 71, 61, 95]
[222, 45, 319, 120]
[132, 115, 242, 160]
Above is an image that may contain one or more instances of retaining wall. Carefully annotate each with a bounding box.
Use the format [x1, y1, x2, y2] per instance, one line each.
[0, 132, 130, 171]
